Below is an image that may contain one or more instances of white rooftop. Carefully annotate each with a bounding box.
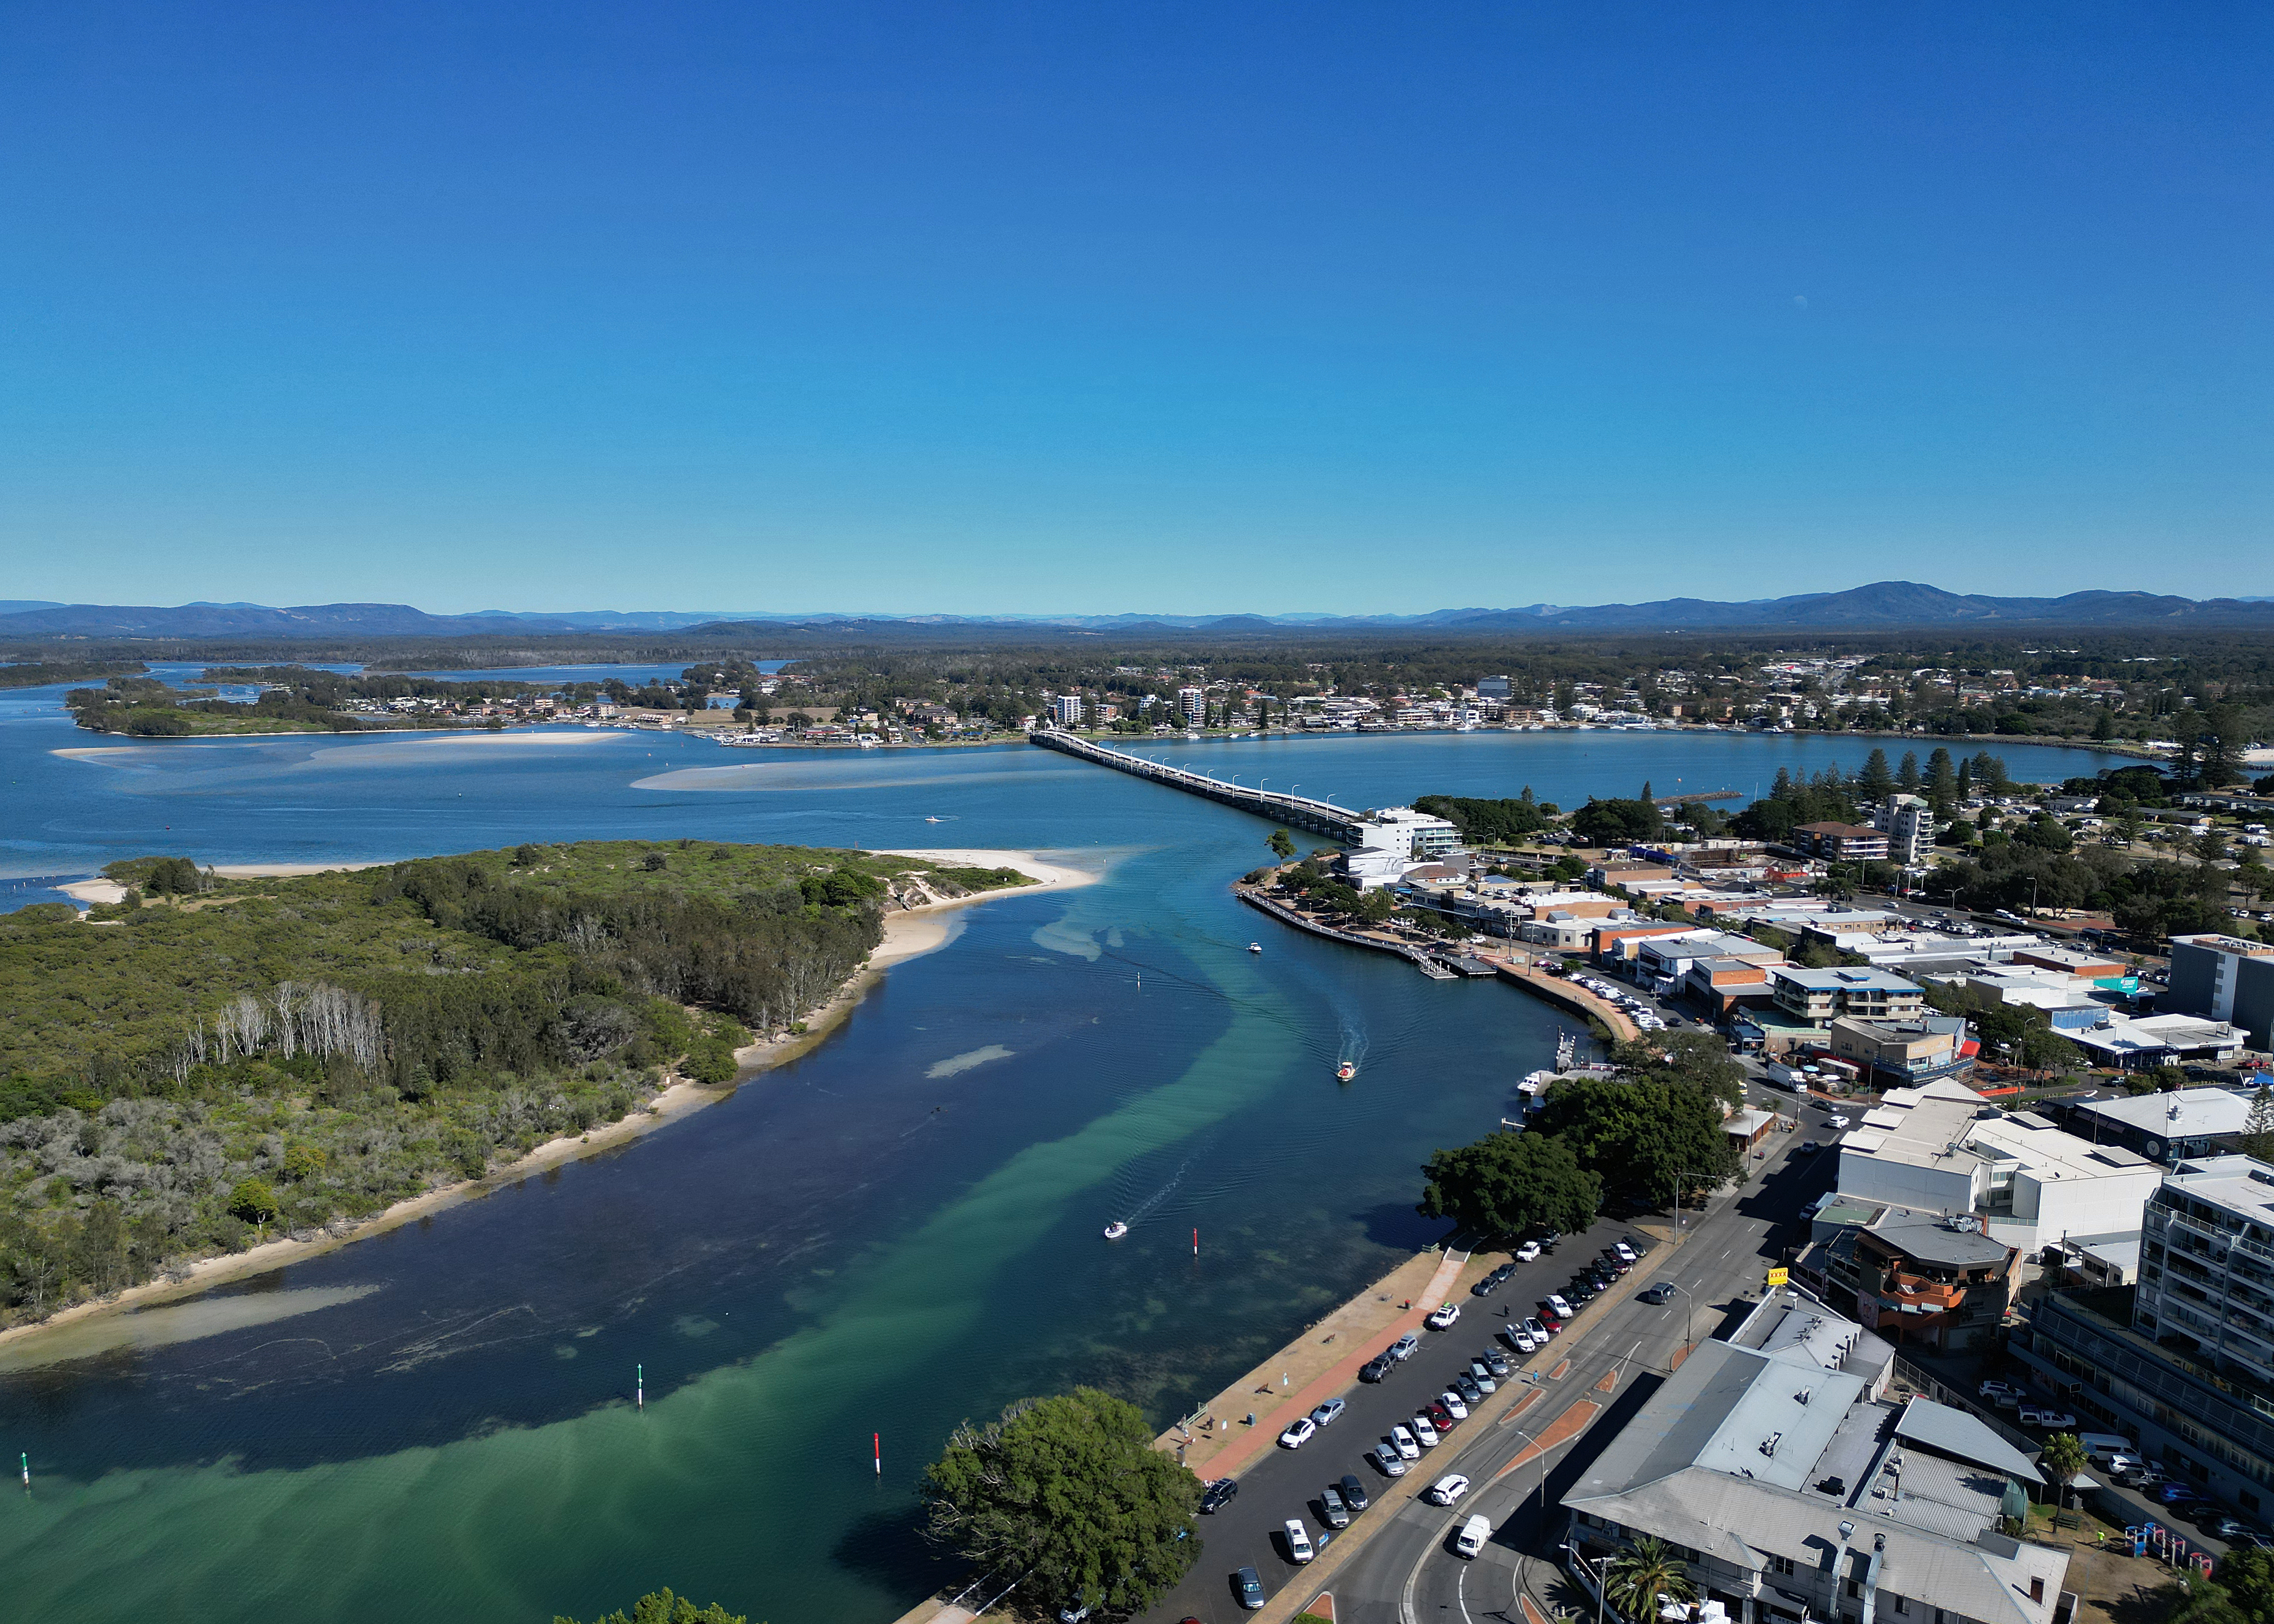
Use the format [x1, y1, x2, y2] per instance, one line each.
[2073, 1086, 2254, 1138]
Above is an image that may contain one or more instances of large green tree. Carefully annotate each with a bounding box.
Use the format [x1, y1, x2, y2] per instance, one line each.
[554, 1590, 746, 1624]
[1535, 1077, 1738, 1207]
[1609, 1033, 1746, 1110]
[924, 1388, 1201, 1618]
[1606, 1537, 1695, 1616]
[1417, 1131, 1602, 1240]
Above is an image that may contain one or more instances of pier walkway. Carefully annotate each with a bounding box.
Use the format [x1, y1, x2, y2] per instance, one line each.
[1031, 729, 1368, 842]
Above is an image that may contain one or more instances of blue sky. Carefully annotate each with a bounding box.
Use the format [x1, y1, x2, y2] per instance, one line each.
[2, 2, 2267, 615]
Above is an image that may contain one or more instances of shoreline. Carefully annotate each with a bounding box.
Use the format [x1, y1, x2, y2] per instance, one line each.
[0, 847, 1098, 1358]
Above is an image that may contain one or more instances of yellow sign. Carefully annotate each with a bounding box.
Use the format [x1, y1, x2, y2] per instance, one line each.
[1766, 1267, 1790, 1287]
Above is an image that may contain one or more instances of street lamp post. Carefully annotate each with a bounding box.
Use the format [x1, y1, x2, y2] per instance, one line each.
[1562, 1542, 1614, 1624]
[1661, 1279, 1697, 1359]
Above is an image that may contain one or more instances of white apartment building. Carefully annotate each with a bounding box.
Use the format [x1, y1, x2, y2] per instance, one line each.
[1835, 1082, 2162, 1254]
[1352, 806, 1461, 860]
[1176, 685, 1206, 723]
[1047, 693, 1085, 727]
[1874, 793, 1937, 866]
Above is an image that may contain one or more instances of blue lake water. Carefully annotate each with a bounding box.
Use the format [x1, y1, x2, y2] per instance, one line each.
[0, 687, 2127, 1622]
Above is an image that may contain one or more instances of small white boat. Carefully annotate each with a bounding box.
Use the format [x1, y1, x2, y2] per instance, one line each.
[1336, 1062, 1356, 1082]
[1103, 1221, 1129, 1240]
[1248, 941, 1262, 954]
[924, 816, 945, 823]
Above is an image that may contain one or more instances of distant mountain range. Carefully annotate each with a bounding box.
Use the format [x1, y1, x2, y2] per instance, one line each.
[1, 581, 2269, 645]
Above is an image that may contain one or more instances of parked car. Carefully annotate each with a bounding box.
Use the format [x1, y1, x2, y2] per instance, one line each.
[1438, 1389, 1470, 1420]
[1978, 1379, 2024, 1401]
[1482, 1348, 1512, 1378]
[1501, 1326, 1536, 1354]
[1453, 1372, 1484, 1403]
[1278, 1416, 1317, 1449]
[1517, 1240, 1542, 1261]
[1359, 1356, 1392, 1383]
[1338, 1473, 1370, 1512]
[1426, 1401, 1457, 1434]
[1319, 1485, 1351, 1529]
[2019, 1408, 2078, 1430]
[1546, 1294, 1575, 1320]
[1390, 1426, 1421, 1460]
[1234, 1567, 1266, 1610]
[2157, 1482, 2204, 1506]
[1410, 1414, 1440, 1448]
[1283, 1519, 1315, 1564]
[1454, 1513, 1492, 1558]
[1200, 1478, 1239, 1514]
[1615, 1240, 1639, 1263]
[1467, 1360, 1498, 1393]
[1388, 1333, 1420, 1361]
[1525, 1314, 1554, 1340]
[1427, 1303, 1462, 1330]
[1369, 1442, 1407, 1477]
[1310, 1398, 1346, 1428]
[1429, 1473, 1472, 1506]
[2204, 1513, 2254, 1541]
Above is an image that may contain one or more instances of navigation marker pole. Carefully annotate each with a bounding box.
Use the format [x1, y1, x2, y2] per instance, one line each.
[636, 1363, 644, 1410]
[1193, 1228, 1199, 1259]
[19, 1451, 26, 1488]
[874, 1432, 882, 1477]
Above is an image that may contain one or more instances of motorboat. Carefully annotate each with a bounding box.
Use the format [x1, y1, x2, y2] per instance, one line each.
[1248, 941, 1262, 954]
[1336, 1062, 1356, 1082]
[1103, 1221, 1129, 1240]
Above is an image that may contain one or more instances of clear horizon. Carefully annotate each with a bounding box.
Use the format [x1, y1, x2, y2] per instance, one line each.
[3, 3, 2267, 615]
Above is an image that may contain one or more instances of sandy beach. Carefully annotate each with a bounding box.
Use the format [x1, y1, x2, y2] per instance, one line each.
[0, 846, 1097, 1358]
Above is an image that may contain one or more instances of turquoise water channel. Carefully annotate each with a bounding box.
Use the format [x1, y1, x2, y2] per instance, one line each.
[0, 686, 2125, 1621]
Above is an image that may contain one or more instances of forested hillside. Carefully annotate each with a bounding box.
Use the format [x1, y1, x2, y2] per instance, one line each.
[0, 841, 1029, 1326]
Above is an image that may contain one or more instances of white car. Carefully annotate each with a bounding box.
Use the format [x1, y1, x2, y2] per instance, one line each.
[1278, 1416, 1317, 1450]
[1437, 1389, 1470, 1420]
[1285, 1519, 1315, 1564]
[1411, 1414, 1440, 1448]
[1454, 1513, 1492, 1558]
[1390, 1425, 1421, 1460]
[1614, 1241, 1638, 1263]
[1515, 1240, 1541, 1262]
[1426, 1303, 1461, 1330]
[1506, 1329, 1537, 1353]
[1429, 1473, 1471, 1506]
[1827, 1114, 1852, 1129]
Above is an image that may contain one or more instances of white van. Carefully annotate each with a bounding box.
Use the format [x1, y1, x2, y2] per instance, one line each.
[2078, 1432, 2136, 1462]
[1455, 1514, 1492, 1558]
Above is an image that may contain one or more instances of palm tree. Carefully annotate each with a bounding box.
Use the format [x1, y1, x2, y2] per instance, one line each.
[1607, 1537, 1696, 1620]
[2039, 1432, 2087, 1508]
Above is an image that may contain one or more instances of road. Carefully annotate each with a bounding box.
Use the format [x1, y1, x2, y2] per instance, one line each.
[1136, 1097, 1848, 1624]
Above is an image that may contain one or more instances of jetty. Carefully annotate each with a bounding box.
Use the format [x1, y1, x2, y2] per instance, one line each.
[1031, 729, 1367, 842]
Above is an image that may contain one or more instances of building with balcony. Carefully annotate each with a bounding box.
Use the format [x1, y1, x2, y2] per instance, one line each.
[1792, 821, 1893, 862]
[1825, 1016, 1973, 1089]
[2135, 1157, 2274, 1394]
[2165, 934, 2274, 1051]
[1772, 967, 1928, 1029]
[1796, 1212, 2019, 1353]
[1874, 795, 1937, 866]
[1352, 806, 1460, 860]
[1565, 1288, 2063, 1624]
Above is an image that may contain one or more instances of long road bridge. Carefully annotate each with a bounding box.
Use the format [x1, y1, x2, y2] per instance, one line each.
[1030, 729, 1369, 842]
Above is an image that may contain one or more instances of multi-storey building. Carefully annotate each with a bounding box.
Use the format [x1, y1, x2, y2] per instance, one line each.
[1874, 795, 1936, 866]
[1771, 967, 1927, 1027]
[2165, 934, 2274, 1051]
[1047, 693, 1085, 728]
[1176, 685, 1206, 723]
[1792, 821, 1893, 862]
[1793, 1212, 2019, 1352]
[2013, 1155, 2274, 1517]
